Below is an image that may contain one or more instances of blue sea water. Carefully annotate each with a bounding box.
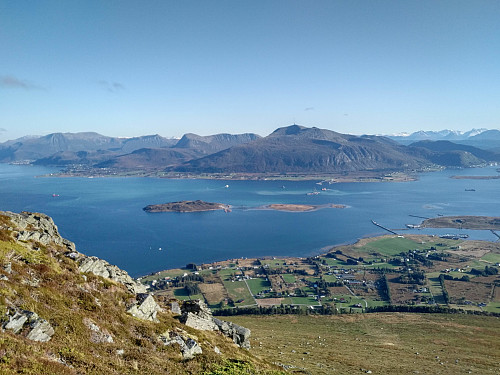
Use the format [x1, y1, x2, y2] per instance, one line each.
[0, 164, 499, 277]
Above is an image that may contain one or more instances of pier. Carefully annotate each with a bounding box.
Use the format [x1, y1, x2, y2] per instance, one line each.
[491, 230, 500, 240]
[371, 220, 399, 235]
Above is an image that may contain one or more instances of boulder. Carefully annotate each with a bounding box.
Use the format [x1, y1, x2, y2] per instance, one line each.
[2, 309, 55, 342]
[179, 300, 218, 331]
[159, 330, 202, 359]
[213, 318, 251, 349]
[179, 300, 251, 348]
[127, 294, 161, 322]
[170, 301, 181, 315]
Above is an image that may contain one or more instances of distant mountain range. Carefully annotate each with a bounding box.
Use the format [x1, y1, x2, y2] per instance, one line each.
[387, 128, 500, 150]
[1, 126, 499, 174]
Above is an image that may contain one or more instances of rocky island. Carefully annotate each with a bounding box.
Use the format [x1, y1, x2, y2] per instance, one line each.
[143, 200, 230, 213]
[262, 203, 346, 212]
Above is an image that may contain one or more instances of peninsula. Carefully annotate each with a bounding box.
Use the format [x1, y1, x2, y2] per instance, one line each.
[143, 200, 230, 213]
[421, 215, 500, 230]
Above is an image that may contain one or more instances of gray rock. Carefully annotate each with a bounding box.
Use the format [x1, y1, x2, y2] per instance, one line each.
[26, 317, 55, 342]
[179, 300, 218, 331]
[159, 331, 202, 359]
[83, 318, 114, 344]
[179, 300, 251, 348]
[170, 301, 181, 314]
[78, 256, 147, 294]
[3, 211, 75, 252]
[3, 309, 55, 342]
[127, 293, 161, 322]
[213, 318, 251, 349]
[3, 311, 28, 333]
[3, 262, 12, 274]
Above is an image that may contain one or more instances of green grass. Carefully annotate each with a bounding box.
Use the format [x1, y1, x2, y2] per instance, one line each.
[356, 237, 423, 256]
[246, 278, 271, 295]
[484, 302, 500, 313]
[427, 276, 446, 304]
[222, 280, 255, 305]
[480, 252, 500, 263]
[140, 268, 187, 283]
[281, 274, 296, 283]
[321, 274, 339, 282]
[320, 258, 346, 266]
[172, 288, 203, 301]
[288, 296, 320, 305]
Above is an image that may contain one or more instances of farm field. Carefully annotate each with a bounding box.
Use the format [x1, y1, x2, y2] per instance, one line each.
[144, 234, 500, 313]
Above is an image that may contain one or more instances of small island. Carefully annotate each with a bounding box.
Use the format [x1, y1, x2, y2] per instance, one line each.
[143, 200, 230, 213]
[262, 203, 346, 212]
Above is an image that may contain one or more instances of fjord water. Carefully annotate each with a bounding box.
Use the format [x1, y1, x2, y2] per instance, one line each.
[0, 164, 499, 277]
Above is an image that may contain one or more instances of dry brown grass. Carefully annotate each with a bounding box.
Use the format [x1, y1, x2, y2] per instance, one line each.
[227, 313, 500, 375]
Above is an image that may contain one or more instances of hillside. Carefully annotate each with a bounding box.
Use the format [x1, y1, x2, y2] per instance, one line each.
[0, 211, 283, 374]
[0, 133, 178, 163]
[170, 125, 434, 173]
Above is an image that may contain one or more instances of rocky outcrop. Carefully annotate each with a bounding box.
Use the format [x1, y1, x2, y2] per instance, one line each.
[3, 211, 75, 251]
[180, 300, 219, 331]
[180, 300, 251, 349]
[2, 309, 55, 342]
[159, 330, 203, 359]
[126, 293, 161, 322]
[213, 318, 251, 349]
[78, 256, 147, 294]
[83, 318, 114, 344]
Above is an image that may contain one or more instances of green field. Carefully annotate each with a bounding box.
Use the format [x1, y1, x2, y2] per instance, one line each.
[281, 274, 296, 283]
[287, 296, 320, 305]
[247, 277, 271, 295]
[227, 313, 500, 375]
[172, 287, 203, 301]
[427, 275, 446, 304]
[481, 252, 500, 263]
[356, 237, 424, 256]
[485, 302, 500, 313]
[321, 274, 338, 282]
[320, 257, 346, 266]
[222, 279, 255, 305]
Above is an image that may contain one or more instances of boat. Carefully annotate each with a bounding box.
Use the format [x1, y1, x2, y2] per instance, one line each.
[465, 188, 476, 192]
[224, 184, 229, 188]
[52, 194, 60, 197]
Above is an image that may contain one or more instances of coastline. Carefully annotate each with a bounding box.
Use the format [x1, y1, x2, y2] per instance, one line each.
[39, 168, 420, 183]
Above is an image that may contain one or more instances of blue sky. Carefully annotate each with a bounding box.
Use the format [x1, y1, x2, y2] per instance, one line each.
[1, 0, 500, 141]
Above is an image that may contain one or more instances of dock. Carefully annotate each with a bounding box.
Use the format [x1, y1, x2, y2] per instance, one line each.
[371, 220, 399, 235]
[491, 230, 500, 240]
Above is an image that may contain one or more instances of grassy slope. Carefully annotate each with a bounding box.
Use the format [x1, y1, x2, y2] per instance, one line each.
[0, 215, 283, 375]
[227, 313, 500, 375]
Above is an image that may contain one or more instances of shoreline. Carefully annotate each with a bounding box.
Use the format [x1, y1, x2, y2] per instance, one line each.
[37, 168, 420, 183]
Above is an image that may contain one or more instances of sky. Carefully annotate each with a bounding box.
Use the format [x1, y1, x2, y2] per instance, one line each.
[1, 0, 500, 141]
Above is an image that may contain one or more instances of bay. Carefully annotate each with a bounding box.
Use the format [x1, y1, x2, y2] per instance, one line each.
[0, 164, 499, 277]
